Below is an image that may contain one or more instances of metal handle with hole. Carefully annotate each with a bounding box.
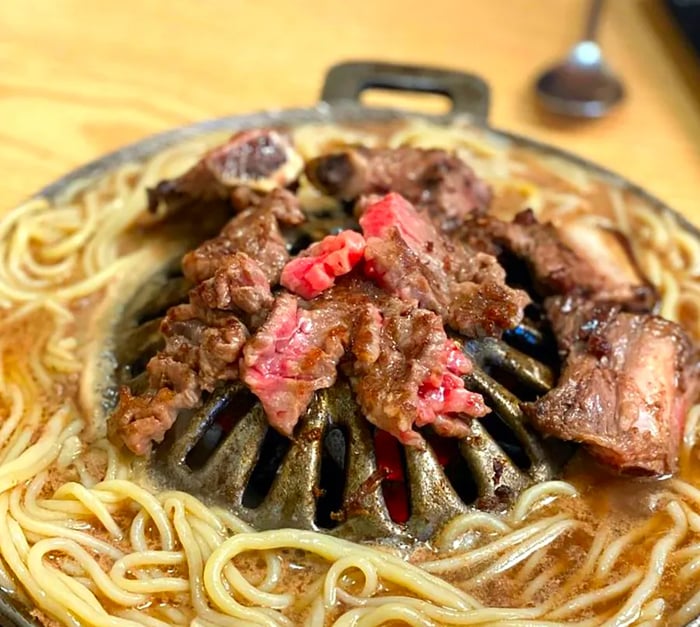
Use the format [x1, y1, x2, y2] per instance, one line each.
[320, 61, 491, 122]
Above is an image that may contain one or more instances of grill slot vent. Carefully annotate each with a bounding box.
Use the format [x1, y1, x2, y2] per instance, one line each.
[242, 428, 292, 509]
[435, 437, 479, 506]
[374, 429, 411, 524]
[185, 388, 258, 471]
[315, 426, 348, 529]
[479, 412, 532, 471]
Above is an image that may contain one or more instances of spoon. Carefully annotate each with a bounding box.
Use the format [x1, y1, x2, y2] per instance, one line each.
[535, 0, 625, 118]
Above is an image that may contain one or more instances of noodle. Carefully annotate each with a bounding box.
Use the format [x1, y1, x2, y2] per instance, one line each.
[0, 118, 698, 626]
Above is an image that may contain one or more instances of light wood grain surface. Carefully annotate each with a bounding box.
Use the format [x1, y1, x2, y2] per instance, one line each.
[1, 0, 698, 222]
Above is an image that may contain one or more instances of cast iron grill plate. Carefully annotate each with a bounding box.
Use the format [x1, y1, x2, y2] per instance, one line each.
[108, 212, 569, 543]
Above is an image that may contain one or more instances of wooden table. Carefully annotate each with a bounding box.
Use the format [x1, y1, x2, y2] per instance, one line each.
[2, 0, 698, 222]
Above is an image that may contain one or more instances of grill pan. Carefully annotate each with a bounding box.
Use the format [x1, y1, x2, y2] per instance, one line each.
[3, 61, 699, 627]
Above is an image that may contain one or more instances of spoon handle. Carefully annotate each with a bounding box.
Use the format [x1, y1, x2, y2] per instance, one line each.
[583, 0, 605, 42]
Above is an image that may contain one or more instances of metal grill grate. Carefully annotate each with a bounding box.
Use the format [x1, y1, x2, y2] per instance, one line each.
[110, 254, 569, 543]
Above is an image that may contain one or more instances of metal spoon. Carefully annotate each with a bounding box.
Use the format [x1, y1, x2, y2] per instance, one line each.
[535, 0, 625, 118]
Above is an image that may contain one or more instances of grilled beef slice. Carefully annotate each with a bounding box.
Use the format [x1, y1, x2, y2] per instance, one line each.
[305, 146, 491, 230]
[280, 230, 367, 299]
[360, 193, 529, 337]
[524, 296, 699, 475]
[241, 293, 349, 436]
[182, 188, 304, 286]
[110, 304, 250, 456]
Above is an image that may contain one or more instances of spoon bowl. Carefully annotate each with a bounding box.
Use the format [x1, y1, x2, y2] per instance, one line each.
[536, 41, 625, 118]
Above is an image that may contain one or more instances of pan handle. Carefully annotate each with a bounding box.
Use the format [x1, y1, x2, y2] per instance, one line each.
[321, 61, 490, 122]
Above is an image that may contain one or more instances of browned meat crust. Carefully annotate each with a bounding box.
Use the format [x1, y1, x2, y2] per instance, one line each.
[182, 188, 304, 285]
[109, 189, 302, 455]
[305, 146, 491, 230]
[524, 296, 698, 475]
[360, 193, 529, 337]
[463, 209, 657, 311]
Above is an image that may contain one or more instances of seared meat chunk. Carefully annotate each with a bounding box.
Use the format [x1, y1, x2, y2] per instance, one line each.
[360, 193, 529, 337]
[109, 302, 249, 456]
[182, 188, 304, 285]
[345, 285, 489, 446]
[241, 293, 349, 436]
[110, 303, 250, 455]
[192, 252, 273, 315]
[108, 388, 181, 457]
[524, 296, 698, 475]
[305, 146, 491, 229]
[466, 210, 657, 311]
[280, 230, 366, 299]
[150, 304, 249, 394]
[147, 129, 303, 216]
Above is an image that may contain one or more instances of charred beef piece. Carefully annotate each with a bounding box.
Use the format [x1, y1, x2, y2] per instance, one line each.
[182, 188, 304, 286]
[191, 252, 273, 317]
[465, 210, 657, 311]
[359, 193, 530, 337]
[305, 146, 491, 230]
[110, 191, 297, 455]
[149, 304, 249, 395]
[109, 388, 181, 457]
[110, 304, 250, 456]
[147, 129, 303, 216]
[241, 277, 489, 444]
[523, 296, 699, 475]
[342, 281, 489, 446]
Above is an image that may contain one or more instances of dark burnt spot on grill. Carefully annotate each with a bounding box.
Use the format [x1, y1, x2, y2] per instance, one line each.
[494, 485, 513, 499]
[337, 468, 385, 522]
[303, 427, 324, 443]
[492, 457, 505, 483]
